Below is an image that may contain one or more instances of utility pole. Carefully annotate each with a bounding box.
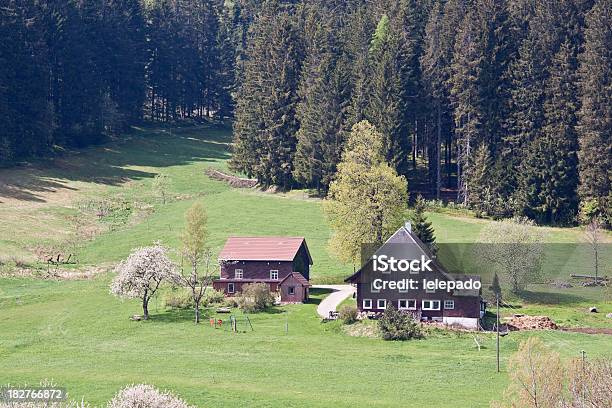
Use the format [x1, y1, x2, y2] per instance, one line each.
[496, 295, 500, 373]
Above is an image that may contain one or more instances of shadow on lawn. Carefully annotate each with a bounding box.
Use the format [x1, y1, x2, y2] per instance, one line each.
[0, 123, 231, 203]
[517, 290, 586, 305]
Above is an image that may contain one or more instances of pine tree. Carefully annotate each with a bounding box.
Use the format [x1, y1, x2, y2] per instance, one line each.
[230, 2, 302, 188]
[467, 144, 495, 217]
[450, 9, 485, 204]
[577, 0, 611, 223]
[365, 15, 411, 176]
[518, 40, 579, 224]
[293, 9, 346, 194]
[410, 195, 437, 251]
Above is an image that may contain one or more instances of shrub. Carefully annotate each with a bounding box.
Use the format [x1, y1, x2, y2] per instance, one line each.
[108, 384, 194, 408]
[236, 283, 275, 312]
[378, 304, 422, 340]
[163, 289, 194, 309]
[202, 288, 225, 306]
[339, 305, 358, 324]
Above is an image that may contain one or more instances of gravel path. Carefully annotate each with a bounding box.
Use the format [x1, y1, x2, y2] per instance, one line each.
[313, 285, 356, 319]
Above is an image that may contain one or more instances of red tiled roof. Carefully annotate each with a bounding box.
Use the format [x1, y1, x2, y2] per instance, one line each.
[218, 237, 312, 262]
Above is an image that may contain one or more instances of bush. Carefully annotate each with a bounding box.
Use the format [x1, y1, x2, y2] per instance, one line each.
[163, 289, 194, 309]
[202, 288, 225, 306]
[236, 283, 275, 312]
[378, 304, 422, 340]
[108, 384, 194, 408]
[339, 305, 358, 324]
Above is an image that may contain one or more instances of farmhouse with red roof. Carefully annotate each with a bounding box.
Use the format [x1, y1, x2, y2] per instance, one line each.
[213, 237, 313, 303]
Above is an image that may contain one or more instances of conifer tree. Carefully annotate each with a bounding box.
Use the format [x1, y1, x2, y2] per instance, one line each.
[518, 40, 579, 224]
[231, 2, 302, 188]
[365, 15, 411, 176]
[293, 10, 347, 194]
[410, 195, 437, 251]
[450, 9, 485, 204]
[577, 0, 611, 223]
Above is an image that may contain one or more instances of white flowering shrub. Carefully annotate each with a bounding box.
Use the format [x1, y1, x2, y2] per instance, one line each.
[107, 384, 194, 408]
[110, 244, 177, 319]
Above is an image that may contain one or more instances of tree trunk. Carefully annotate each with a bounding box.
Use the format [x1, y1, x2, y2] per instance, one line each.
[142, 295, 149, 320]
[436, 104, 442, 200]
[194, 301, 201, 324]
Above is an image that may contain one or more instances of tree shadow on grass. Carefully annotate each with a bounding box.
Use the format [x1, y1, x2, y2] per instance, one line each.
[0, 123, 232, 203]
[306, 288, 334, 306]
[517, 290, 586, 306]
[147, 307, 211, 323]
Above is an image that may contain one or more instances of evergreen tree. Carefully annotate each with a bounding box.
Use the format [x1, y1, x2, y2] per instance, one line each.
[365, 15, 411, 176]
[518, 40, 580, 224]
[231, 2, 302, 188]
[293, 9, 347, 194]
[467, 144, 495, 217]
[577, 0, 611, 223]
[410, 195, 437, 251]
[450, 9, 485, 204]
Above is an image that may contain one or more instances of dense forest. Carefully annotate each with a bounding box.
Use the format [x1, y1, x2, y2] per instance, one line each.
[1, 0, 610, 226]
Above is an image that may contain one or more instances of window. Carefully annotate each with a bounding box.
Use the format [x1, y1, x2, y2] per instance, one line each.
[370, 281, 380, 293]
[234, 269, 243, 279]
[270, 270, 279, 280]
[288, 286, 295, 295]
[422, 300, 441, 311]
[377, 299, 387, 309]
[363, 299, 372, 309]
[398, 299, 416, 310]
[444, 300, 455, 310]
[425, 285, 435, 294]
[228, 283, 235, 294]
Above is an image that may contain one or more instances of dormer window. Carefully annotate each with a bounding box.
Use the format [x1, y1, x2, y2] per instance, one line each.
[270, 270, 279, 280]
[235, 269, 243, 279]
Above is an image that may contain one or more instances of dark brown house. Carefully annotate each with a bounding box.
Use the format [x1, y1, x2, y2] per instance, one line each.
[345, 223, 485, 329]
[213, 236, 312, 303]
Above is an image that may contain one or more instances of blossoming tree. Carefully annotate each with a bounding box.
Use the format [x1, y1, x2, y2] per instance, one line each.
[110, 244, 176, 320]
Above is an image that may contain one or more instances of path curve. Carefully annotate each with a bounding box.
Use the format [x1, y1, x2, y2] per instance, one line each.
[312, 285, 356, 319]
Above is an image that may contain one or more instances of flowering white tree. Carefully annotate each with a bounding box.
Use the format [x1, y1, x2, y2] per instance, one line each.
[110, 244, 176, 320]
[107, 384, 194, 408]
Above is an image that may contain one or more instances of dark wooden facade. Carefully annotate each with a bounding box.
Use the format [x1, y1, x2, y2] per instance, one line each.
[213, 237, 312, 303]
[346, 225, 484, 328]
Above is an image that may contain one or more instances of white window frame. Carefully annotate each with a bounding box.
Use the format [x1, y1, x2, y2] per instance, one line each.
[288, 286, 295, 295]
[398, 299, 417, 310]
[377, 299, 387, 309]
[363, 299, 372, 309]
[270, 270, 279, 280]
[234, 269, 243, 279]
[370, 281, 380, 293]
[444, 300, 455, 310]
[422, 300, 441, 311]
[228, 283, 235, 294]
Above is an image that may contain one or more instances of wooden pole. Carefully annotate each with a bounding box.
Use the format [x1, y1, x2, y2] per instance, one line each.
[496, 296, 500, 373]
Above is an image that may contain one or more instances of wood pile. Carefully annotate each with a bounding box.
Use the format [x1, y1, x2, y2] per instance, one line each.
[205, 168, 257, 188]
[506, 315, 558, 331]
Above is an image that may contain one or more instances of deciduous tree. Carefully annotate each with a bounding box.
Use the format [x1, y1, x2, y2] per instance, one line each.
[111, 244, 177, 320]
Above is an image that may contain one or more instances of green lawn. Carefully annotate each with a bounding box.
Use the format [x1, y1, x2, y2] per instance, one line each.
[1, 277, 610, 407]
[0, 123, 610, 407]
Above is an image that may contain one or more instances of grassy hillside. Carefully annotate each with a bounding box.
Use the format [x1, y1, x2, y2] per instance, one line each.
[0, 124, 610, 407]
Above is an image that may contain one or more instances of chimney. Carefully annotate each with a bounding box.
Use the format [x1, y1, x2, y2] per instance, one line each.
[404, 221, 412, 232]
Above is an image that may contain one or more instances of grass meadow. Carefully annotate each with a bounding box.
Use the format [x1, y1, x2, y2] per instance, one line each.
[0, 123, 610, 407]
